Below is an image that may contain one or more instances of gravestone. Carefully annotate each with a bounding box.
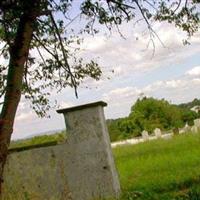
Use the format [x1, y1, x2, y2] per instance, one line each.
[154, 128, 162, 138]
[191, 125, 198, 134]
[141, 130, 149, 141]
[57, 101, 121, 200]
[194, 118, 200, 128]
[183, 123, 191, 133]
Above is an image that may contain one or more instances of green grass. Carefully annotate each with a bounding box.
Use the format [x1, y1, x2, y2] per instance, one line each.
[113, 133, 200, 200]
[9, 131, 66, 151]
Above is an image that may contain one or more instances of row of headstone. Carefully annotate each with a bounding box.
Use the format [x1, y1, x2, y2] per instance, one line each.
[141, 128, 162, 141]
[179, 119, 200, 135]
[141, 118, 200, 141]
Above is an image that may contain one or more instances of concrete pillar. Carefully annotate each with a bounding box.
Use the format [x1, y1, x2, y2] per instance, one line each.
[57, 101, 121, 200]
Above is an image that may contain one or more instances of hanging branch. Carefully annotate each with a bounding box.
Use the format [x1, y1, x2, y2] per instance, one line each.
[107, 0, 136, 10]
[35, 45, 47, 68]
[33, 34, 70, 74]
[107, 0, 166, 53]
[173, 0, 182, 13]
[107, 1, 126, 39]
[144, 0, 158, 11]
[49, 12, 78, 97]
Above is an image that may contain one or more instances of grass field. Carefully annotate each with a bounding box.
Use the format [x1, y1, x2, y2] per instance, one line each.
[9, 131, 66, 151]
[114, 133, 200, 200]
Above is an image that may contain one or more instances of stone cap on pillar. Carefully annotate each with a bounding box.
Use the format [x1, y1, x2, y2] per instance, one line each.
[56, 101, 107, 114]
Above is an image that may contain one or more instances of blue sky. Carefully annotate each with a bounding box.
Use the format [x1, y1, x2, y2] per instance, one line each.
[11, 11, 200, 140]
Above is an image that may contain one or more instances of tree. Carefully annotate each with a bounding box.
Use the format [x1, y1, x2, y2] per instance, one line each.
[129, 97, 191, 132]
[0, 0, 200, 195]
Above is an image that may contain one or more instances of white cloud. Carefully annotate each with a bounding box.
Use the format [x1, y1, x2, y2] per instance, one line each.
[82, 36, 107, 51]
[103, 87, 141, 103]
[80, 21, 200, 81]
[16, 112, 35, 122]
[186, 66, 200, 76]
[165, 80, 180, 88]
[192, 78, 200, 83]
[15, 100, 36, 123]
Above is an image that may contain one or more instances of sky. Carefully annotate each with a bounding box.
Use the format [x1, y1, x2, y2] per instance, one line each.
[10, 6, 200, 140]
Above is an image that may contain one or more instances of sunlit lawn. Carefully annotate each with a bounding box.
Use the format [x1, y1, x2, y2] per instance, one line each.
[113, 133, 200, 200]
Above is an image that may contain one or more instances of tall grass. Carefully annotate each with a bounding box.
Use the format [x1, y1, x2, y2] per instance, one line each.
[113, 133, 200, 200]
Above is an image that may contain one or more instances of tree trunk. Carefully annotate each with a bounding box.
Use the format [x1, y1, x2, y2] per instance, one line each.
[0, 11, 37, 195]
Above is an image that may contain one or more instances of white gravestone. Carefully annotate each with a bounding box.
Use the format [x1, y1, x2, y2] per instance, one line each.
[184, 123, 191, 133]
[191, 125, 198, 134]
[154, 128, 162, 138]
[194, 118, 200, 128]
[57, 101, 121, 200]
[142, 130, 149, 141]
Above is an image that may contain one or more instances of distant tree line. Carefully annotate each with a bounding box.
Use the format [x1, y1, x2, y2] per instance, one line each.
[179, 98, 200, 110]
[107, 97, 200, 142]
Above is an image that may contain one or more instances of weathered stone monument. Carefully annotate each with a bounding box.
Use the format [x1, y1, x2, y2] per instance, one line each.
[154, 128, 162, 138]
[141, 130, 149, 141]
[3, 101, 120, 200]
[57, 101, 121, 200]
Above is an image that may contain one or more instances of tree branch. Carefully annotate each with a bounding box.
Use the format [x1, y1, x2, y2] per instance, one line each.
[35, 45, 47, 68]
[107, 2, 126, 39]
[134, 0, 165, 49]
[144, 0, 158, 11]
[32, 34, 69, 73]
[49, 12, 78, 97]
[108, 0, 136, 10]
[173, 0, 181, 13]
